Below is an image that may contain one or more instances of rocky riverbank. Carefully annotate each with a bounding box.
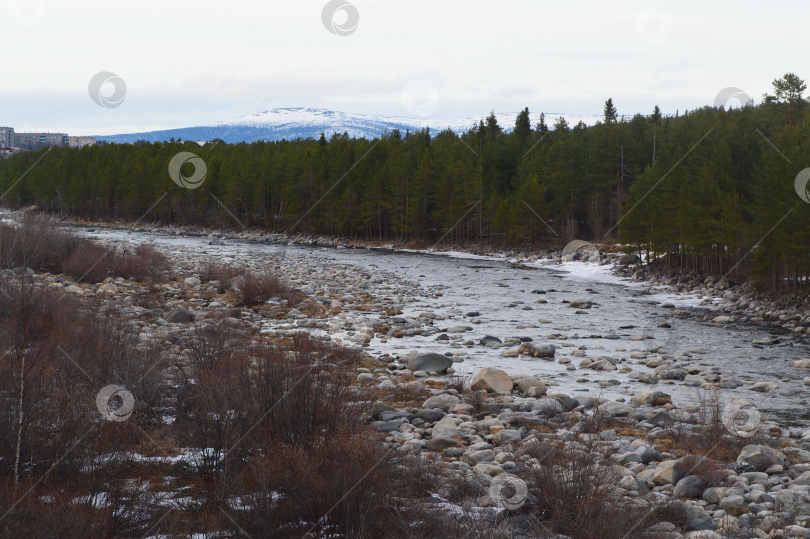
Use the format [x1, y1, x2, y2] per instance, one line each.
[6, 209, 810, 537]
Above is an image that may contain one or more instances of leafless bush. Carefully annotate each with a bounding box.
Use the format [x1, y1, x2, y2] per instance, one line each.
[197, 263, 297, 305]
[447, 372, 472, 394]
[0, 278, 169, 537]
[239, 270, 286, 306]
[232, 427, 391, 539]
[678, 454, 729, 488]
[465, 389, 487, 414]
[110, 244, 169, 282]
[576, 397, 610, 434]
[669, 388, 765, 461]
[515, 440, 669, 539]
[0, 215, 168, 283]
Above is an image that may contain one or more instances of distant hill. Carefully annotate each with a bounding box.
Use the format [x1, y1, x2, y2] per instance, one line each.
[95, 108, 603, 144]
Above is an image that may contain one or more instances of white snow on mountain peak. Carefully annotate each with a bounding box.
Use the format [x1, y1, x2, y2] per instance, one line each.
[98, 108, 604, 144]
[211, 107, 602, 139]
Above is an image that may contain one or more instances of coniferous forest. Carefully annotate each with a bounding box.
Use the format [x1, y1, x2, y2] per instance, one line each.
[2, 74, 810, 289]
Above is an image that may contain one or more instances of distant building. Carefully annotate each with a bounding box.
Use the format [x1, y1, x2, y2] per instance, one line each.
[0, 147, 22, 158]
[67, 136, 96, 149]
[0, 126, 14, 148]
[13, 132, 68, 151]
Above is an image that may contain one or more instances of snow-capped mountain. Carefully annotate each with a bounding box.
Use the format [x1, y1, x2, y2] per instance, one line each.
[96, 108, 603, 144]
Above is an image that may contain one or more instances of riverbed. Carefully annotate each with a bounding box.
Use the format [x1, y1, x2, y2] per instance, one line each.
[80, 225, 810, 429]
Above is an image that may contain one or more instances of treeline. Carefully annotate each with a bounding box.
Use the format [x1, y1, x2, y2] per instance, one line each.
[1, 75, 810, 288]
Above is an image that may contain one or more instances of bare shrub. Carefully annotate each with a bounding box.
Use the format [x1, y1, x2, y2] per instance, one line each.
[197, 262, 299, 304]
[516, 440, 668, 539]
[239, 271, 285, 306]
[465, 389, 487, 414]
[0, 215, 168, 283]
[63, 240, 110, 282]
[669, 388, 765, 461]
[678, 454, 729, 487]
[576, 397, 610, 434]
[110, 244, 169, 282]
[212, 265, 247, 294]
[0, 278, 169, 537]
[447, 372, 471, 394]
[233, 427, 391, 539]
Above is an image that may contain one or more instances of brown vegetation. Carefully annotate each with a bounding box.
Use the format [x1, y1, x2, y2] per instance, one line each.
[0, 215, 168, 283]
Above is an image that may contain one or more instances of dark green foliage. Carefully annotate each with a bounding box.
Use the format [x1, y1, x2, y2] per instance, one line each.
[603, 98, 618, 124]
[1, 76, 810, 289]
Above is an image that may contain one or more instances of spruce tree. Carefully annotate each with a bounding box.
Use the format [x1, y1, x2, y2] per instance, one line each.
[535, 113, 549, 137]
[604, 98, 618, 124]
[514, 107, 531, 146]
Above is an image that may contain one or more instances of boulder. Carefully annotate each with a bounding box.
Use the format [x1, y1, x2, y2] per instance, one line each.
[184, 277, 201, 286]
[422, 394, 461, 412]
[776, 488, 810, 516]
[471, 368, 513, 394]
[749, 381, 778, 392]
[674, 475, 707, 498]
[480, 335, 502, 345]
[426, 436, 459, 452]
[653, 459, 687, 486]
[516, 377, 547, 395]
[737, 445, 789, 472]
[407, 353, 453, 373]
[794, 359, 810, 369]
[569, 299, 592, 309]
[165, 307, 195, 324]
[462, 449, 495, 465]
[99, 283, 118, 294]
[432, 416, 460, 437]
[523, 343, 556, 358]
[415, 408, 446, 422]
[531, 398, 563, 415]
[631, 391, 672, 406]
[702, 487, 726, 504]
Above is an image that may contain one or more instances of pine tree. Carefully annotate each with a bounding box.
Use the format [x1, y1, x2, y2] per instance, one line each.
[651, 105, 662, 123]
[514, 107, 531, 146]
[604, 98, 618, 124]
[535, 113, 549, 137]
[765, 73, 807, 123]
[485, 111, 501, 137]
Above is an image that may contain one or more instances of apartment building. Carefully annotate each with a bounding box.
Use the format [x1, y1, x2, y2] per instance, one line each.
[67, 136, 96, 149]
[0, 126, 14, 148]
[13, 132, 68, 151]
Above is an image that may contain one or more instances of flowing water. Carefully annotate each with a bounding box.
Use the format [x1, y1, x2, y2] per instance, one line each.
[82, 225, 810, 429]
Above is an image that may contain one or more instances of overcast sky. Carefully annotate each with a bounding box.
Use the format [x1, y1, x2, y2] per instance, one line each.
[1, 0, 808, 136]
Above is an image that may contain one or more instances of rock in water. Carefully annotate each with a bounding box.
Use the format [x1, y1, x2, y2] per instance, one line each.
[569, 299, 592, 309]
[471, 368, 513, 394]
[407, 352, 453, 373]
